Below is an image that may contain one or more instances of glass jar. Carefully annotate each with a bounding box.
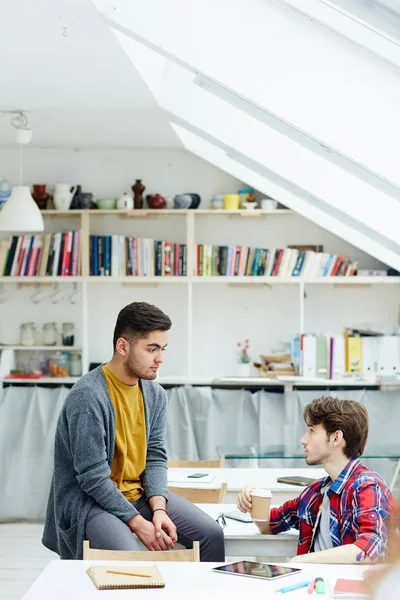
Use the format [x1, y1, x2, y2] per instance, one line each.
[20, 322, 37, 346]
[49, 352, 69, 377]
[38, 354, 50, 376]
[62, 322, 75, 346]
[69, 354, 82, 377]
[43, 322, 58, 346]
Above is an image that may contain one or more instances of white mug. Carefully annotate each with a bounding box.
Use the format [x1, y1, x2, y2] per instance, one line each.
[261, 199, 278, 211]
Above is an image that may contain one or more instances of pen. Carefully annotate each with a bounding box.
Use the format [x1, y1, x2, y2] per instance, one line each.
[106, 570, 152, 578]
[308, 579, 315, 594]
[315, 577, 325, 594]
[275, 580, 310, 593]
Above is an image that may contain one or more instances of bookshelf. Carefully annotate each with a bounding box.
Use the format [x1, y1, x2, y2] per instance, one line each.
[1, 208, 399, 284]
[0, 208, 399, 383]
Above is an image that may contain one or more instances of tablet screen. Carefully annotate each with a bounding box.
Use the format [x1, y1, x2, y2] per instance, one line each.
[212, 561, 301, 581]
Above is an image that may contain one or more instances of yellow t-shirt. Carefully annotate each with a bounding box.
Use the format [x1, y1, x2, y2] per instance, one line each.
[102, 365, 146, 502]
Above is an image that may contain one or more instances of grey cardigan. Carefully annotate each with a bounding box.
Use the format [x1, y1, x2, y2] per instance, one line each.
[42, 366, 168, 559]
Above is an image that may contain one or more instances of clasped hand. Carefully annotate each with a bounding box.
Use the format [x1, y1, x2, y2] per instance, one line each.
[129, 512, 177, 551]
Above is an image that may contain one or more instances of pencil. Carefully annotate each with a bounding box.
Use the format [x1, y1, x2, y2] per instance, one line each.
[106, 570, 152, 578]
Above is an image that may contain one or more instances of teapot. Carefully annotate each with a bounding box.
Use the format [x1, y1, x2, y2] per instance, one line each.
[53, 184, 77, 211]
[146, 194, 166, 209]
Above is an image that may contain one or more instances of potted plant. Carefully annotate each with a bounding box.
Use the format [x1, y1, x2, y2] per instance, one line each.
[237, 339, 252, 377]
[244, 192, 257, 210]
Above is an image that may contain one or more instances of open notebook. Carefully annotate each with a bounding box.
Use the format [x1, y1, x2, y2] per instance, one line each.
[86, 566, 165, 590]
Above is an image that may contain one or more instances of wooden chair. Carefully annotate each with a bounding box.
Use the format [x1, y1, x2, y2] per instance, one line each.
[168, 482, 227, 504]
[168, 456, 225, 468]
[83, 540, 200, 562]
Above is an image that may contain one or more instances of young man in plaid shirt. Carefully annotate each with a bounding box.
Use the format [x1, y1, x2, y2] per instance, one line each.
[237, 397, 396, 564]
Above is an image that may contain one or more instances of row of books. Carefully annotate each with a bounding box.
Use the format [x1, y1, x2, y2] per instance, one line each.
[195, 245, 358, 277]
[90, 236, 187, 277]
[291, 333, 400, 379]
[0, 232, 80, 277]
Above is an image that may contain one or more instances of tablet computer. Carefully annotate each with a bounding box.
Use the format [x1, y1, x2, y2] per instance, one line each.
[277, 476, 316, 486]
[212, 561, 301, 581]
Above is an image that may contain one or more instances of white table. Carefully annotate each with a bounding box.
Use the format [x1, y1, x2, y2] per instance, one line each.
[198, 503, 298, 558]
[22, 559, 372, 600]
[168, 467, 326, 504]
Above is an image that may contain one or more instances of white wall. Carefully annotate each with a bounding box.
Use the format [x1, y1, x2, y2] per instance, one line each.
[0, 147, 242, 202]
[0, 148, 398, 378]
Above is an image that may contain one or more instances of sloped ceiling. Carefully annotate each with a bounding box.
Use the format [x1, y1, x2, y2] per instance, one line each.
[93, 0, 400, 270]
[0, 0, 179, 147]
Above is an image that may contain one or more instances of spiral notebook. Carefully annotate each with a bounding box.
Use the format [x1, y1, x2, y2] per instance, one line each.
[86, 565, 165, 590]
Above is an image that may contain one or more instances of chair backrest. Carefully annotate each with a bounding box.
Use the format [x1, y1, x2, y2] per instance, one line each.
[83, 540, 200, 562]
[168, 482, 227, 504]
[168, 456, 225, 468]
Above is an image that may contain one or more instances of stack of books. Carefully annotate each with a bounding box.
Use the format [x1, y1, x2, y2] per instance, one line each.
[253, 353, 296, 377]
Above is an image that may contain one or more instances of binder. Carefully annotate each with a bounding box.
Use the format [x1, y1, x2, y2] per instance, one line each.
[330, 335, 345, 379]
[361, 337, 378, 377]
[377, 336, 400, 376]
[316, 335, 329, 378]
[346, 336, 363, 374]
[302, 335, 316, 378]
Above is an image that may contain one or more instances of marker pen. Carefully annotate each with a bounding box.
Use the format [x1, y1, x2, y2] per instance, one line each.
[275, 580, 310, 594]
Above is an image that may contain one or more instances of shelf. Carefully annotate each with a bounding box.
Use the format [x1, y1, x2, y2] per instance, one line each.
[88, 276, 188, 284]
[156, 375, 382, 387]
[303, 276, 400, 285]
[0, 276, 82, 283]
[1, 374, 395, 387]
[40, 209, 292, 217]
[0, 346, 82, 351]
[0, 275, 399, 285]
[2, 376, 79, 384]
[193, 276, 298, 284]
[191, 276, 400, 285]
[193, 209, 292, 216]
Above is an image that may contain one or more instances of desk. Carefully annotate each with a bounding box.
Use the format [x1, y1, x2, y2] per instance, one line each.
[198, 503, 298, 558]
[218, 445, 400, 489]
[168, 467, 326, 505]
[22, 560, 372, 600]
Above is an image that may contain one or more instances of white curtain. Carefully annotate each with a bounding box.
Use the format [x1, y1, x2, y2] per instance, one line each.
[0, 385, 398, 521]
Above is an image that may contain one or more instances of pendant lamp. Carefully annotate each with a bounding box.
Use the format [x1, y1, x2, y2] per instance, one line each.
[0, 112, 44, 233]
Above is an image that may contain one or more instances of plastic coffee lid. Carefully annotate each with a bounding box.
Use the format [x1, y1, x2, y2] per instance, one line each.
[250, 488, 272, 498]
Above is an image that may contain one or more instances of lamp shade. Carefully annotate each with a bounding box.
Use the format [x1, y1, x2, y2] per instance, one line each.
[0, 186, 44, 232]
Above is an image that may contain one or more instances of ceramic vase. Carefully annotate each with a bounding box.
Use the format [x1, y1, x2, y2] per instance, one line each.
[132, 179, 145, 209]
[32, 184, 49, 210]
[237, 363, 251, 377]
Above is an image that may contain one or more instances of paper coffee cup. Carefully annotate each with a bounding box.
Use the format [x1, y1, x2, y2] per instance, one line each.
[250, 488, 272, 521]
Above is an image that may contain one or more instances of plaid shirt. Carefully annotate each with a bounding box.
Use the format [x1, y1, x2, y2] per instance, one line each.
[270, 458, 396, 560]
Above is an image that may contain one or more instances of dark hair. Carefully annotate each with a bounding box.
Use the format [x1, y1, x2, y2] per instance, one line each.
[303, 396, 369, 459]
[113, 302, 172, 349]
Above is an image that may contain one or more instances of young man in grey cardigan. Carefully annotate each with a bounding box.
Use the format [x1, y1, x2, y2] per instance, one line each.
[42, 302, 224, 561]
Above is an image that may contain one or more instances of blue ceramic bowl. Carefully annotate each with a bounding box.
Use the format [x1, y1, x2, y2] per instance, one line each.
[174, 193, 201, 209]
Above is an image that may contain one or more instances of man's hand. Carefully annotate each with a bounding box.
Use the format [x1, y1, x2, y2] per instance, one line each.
[152, 510, 177, 549]
[237, 484, 254, 513]
[127, 514, 172, 551]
